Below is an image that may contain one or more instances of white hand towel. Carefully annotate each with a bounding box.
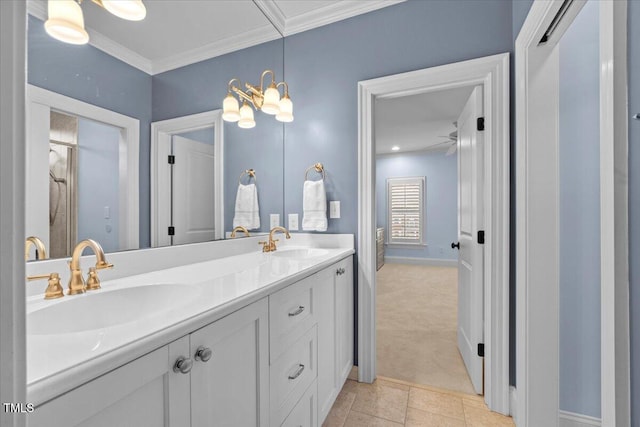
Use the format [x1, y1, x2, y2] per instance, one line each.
[233, 183, 260, 230]
[302, 179, 327, 231]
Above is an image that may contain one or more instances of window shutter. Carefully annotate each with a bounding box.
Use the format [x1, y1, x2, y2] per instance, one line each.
[387, 177, 425, 244]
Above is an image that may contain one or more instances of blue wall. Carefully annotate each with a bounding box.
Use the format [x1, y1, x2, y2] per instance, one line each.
[152, 40, 285, 234]
[27, 15, 152, 247]
[628, 1, 640, 425]
[77, 118, 120, 253]
[558, 1, 601, 417]
[282, 0, 512, 237]
[376, 151, 458, 261]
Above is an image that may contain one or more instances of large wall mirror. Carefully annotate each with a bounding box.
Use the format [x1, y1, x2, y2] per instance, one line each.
[25, 0, 285, 259]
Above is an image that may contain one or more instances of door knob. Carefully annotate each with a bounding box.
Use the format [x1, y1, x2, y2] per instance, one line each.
[194, 346, 213, 362]
[451, 242, 460, 250]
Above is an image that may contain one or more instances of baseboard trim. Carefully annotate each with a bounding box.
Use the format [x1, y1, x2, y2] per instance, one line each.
[559, 410, 601, 427]
[510, 386, 517, 420]
[384, 256, 457, 267]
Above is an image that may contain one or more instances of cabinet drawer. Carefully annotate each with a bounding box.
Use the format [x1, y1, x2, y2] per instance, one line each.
[270, 325, 317, 426]
[269, 271, 323, 361]
[281, 380, 317, 427]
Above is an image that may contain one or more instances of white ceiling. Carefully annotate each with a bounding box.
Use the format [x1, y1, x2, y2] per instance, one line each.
[374, 86, 475, 155]
[28, 0, 404, 75]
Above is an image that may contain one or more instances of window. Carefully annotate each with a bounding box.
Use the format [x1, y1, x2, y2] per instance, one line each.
[387, 177, 425, 246]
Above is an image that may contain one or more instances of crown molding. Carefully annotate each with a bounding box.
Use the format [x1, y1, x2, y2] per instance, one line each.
[279, 0, 406, 37]
[253, 1, 285, 35]
[151, 25, 280, 75]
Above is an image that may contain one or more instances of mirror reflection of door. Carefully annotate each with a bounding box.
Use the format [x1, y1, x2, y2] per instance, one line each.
[170, 131, 215, 245]
[48, 111, 123, 257]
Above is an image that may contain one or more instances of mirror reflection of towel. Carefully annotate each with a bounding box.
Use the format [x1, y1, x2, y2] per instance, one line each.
[233, 183, 260, 230]
[302, 180, 327, 231]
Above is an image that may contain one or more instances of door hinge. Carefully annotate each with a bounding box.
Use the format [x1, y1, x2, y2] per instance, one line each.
[168, 226, 175, 236]
[477, 117, 485, 131]
[168, 155, 175, 164]
[477, 230, 485, 244]
[477, 343, 485, 357]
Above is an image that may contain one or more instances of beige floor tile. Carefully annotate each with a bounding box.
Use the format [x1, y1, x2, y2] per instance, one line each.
[462, 402, 515, 427]
[408, 387, 465, 421]
[322, 389, 356, 427]
[405, 407, 466, 427]
[350, 380, 409, 424]
[343, 411, 404, 427]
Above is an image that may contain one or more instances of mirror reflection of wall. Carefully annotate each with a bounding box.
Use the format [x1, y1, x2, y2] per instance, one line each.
[48, 111, 125, 257]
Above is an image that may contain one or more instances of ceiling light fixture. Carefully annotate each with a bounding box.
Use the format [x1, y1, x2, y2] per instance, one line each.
[391, 146, 400, 151]
[223, 70, 293, 128]
[45, 0, 146, 45]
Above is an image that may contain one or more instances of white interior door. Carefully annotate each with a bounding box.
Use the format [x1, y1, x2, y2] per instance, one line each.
[172, 135, 215, 245]
[455, 86, 484, 394]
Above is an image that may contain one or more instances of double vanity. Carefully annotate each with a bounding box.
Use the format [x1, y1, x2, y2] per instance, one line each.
[26, 233, 354, 427]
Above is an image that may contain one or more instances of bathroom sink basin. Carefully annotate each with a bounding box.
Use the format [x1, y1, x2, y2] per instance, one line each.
[271, 248, 329, 259]
[28, 284, 198, 335]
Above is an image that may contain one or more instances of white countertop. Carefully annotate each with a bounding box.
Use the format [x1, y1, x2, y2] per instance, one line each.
[26, 236, 354, 405]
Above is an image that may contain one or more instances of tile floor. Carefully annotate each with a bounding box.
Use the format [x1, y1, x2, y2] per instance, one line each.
[323, 376, 514, 427]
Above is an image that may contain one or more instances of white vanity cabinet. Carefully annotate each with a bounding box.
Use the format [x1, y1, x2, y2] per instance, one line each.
[28, 336, 192, 427]
[189, 297, 269, 427]
[317, 256, 354, 423]
[28, 254, 353, 427]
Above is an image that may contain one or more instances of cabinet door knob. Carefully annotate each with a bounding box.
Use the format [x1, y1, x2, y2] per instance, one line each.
[173, 356, 193, 374]
[194, 346, 213, 362]
[288, 364, 305, 380]
[288, 306, 305, 317]
[336, 268, 345, 275]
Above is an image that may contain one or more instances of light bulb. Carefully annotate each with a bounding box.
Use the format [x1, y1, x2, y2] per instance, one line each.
[222, 93, 240, 122]
[101, 0, 147, 21]
[261, 84, 280, 115]
[45, 0, 89, 45]
[276, 95, 294, 123]
[238, 103, 256, 129]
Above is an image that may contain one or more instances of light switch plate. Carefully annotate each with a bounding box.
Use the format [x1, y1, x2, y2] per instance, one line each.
[270, 214, 280, 228]
[288, 214, 299, 231]
[329, 201, 341, 218]
[104, 206, 110, 219]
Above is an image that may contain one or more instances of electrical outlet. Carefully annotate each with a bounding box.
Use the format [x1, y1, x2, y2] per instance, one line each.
[270, 214, 280, 228]
[288, 214, 299, 231]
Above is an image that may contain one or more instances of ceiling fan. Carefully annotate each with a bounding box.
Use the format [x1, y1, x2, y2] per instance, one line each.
[432, 121, 458, 156]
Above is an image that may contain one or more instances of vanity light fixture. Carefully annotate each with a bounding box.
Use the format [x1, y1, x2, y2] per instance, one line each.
[223, 70, 294, 128]
[45, 0, 146, 45]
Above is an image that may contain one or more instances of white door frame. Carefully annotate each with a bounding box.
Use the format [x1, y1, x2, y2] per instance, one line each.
[515, 1, 629, 426]
[25, 85, 140, 251]
[150, 110, 224, 246]
[0, 2, 26, 426]
[357, 53, 511, 414]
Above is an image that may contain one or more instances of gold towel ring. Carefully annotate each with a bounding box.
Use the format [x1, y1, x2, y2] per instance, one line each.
[239, 169, 256, 185]
[304, 163, 325, 181]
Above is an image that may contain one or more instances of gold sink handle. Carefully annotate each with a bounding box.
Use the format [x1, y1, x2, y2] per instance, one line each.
[28, 272, 64, 300]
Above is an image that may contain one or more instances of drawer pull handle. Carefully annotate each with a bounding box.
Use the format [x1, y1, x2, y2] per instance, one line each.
[195, 346, 213, 362]
[288, 306, 305, 317]
[173, 357, 193, 374]
[336, 267, 345, 275]
[288, 364, 305, 380]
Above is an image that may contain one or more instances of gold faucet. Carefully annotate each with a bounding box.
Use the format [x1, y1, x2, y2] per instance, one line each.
[25, 236, 47, 261]
[259, 226, 291, 252]
[68, 239, 113, 295]
[28, 272, 64, 299]
[230, 226, 250, 238]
